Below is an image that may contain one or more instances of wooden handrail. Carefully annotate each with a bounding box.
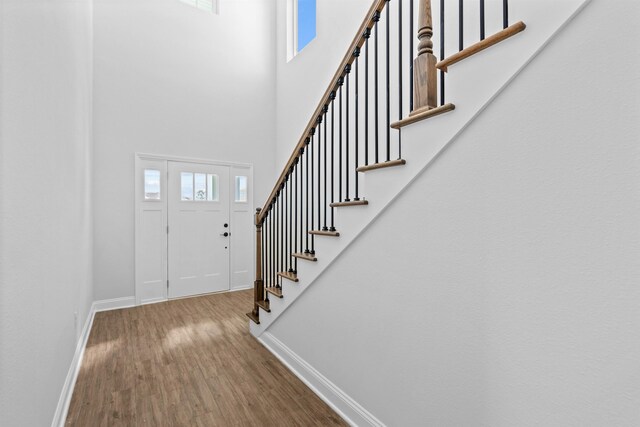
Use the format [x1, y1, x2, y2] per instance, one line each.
[257, 0, 390, 226]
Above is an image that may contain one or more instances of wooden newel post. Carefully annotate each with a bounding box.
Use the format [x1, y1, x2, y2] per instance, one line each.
[252, 208, 264, 319]
[411, 0, 437, 115]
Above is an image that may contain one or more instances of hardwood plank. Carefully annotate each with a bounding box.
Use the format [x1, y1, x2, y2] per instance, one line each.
[65, 290, 347, 426]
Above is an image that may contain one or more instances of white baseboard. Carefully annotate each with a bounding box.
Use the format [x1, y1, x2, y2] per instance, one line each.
[93, 296, 136, 312]
[50, 296, 135, 426]
[258, 332, 385, 427]
[50, 305, 96, 427]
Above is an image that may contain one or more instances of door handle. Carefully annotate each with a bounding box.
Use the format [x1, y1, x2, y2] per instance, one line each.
[220, 232, 229, 237]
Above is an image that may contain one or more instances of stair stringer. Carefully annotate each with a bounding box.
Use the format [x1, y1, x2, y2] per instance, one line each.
[251, 0, 591, 337]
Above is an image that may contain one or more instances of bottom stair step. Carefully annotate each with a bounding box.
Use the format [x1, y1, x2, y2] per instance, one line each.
[277, 271, 299, 282]
[266, 287, 283, 298]
[246, 311, 260, 324]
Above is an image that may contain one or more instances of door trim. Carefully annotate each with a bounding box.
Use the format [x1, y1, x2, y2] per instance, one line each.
[134, 153, 254, 306]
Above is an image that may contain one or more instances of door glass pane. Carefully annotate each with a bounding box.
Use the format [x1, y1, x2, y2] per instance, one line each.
[144, 169, 161, 200]
[235, 176, 248, 202]
[194, 173, 207, 201]
[181, 172, 194, 201]
[207, 174, 219, 201]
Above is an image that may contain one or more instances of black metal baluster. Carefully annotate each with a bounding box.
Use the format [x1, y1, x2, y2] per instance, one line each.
[338, 77, 344, 202]
[323, 105, 329, 230]
[294, 159, 298, 272]
[271, 205, 274, 287]
[345, 64, 351, 202]
[310, 128, 315, 254]
[503, 0, 508, 29]
[282, 180, 287, 274]
[279, 186, 284, 279]
[329, 92, 337, 232]
[317, 115, 322, 231]
[398, 0, 403, 160]
[300, 146, 306, 252]
[374, 11, 380, 164]
[459, 0, 464, 51]
[386, 0, 391, 162]
[288, 171, 293, 273]
[364, 29, 371, 167]
[304, 138, 310, 253]
[354, 47, 361, 200]
[266, 211, 271, 297]
[276, 196, 281, 288]
[440, 0, 446, 106]
[480, 0, 485, 40]
[409, 0, 414, 111]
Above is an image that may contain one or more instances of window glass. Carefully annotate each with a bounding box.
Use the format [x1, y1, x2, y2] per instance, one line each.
[297, 0, 316, 52]
[144, 169, 161, 200]
[235, 176, 248, 202]
[194, 173, 207, 201]
[181, 172, 194, 201]
[207, 174, 219, 201]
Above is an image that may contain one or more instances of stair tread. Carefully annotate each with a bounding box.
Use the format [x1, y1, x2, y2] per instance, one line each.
[277, 271, 299, 282]
[246, 311, 260, 324]
[391, 103, 455, 129]
[436, 21, 526, 72]
[266, 287, 283, 298]
[357, 159, 406, 172]
[293, 252, 318, 262]
[330, 199, 369, 208]
[256, 300, 271, 313]
[309, 230, 340, 237]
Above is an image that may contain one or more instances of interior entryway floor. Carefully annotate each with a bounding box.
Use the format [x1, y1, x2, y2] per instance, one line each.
[65, 290, 347, 426]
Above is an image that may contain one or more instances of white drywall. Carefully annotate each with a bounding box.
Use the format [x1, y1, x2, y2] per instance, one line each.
[275, 0, 372, 168]
[268, 0, 640, 425]
[92, 0, 277, 300]
[0, 0, 94, 425]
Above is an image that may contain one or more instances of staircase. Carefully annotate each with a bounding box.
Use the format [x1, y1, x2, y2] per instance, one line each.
[247, 0, 590, 336]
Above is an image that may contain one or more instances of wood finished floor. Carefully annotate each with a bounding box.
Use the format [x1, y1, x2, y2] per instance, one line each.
[66, 290, 347, 426]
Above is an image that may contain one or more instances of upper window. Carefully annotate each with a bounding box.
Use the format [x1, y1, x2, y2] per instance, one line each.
[144, 169, 161, 200]
[181, 172, 219, 201]
[235, 176, 248, 202]
[288, 0, 316, 61]
[178, 0, 218, 14]
[297, 0, 316, 52]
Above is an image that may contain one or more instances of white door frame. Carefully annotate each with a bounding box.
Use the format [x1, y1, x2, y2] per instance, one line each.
[134, 153, 254, 306]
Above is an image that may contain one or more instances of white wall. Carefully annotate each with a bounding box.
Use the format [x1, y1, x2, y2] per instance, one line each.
[0, 0, 94, 425]
[275, 0, 371, 168]
[93, 0, 277, 300]
[268, 0, 640, 425]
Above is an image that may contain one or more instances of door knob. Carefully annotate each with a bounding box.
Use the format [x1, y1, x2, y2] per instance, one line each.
[221, 232, 229, 237]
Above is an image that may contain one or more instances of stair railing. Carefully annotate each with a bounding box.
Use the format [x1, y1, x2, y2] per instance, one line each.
[248, 0, 524, 324]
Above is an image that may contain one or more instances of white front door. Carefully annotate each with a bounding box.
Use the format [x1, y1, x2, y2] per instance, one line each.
[168, 161, 230, 298]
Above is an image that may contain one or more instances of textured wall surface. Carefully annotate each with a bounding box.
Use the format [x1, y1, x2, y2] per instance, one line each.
[0, 0, 94, 425]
